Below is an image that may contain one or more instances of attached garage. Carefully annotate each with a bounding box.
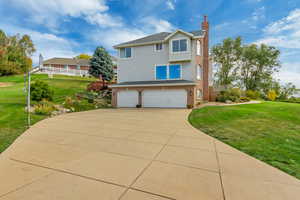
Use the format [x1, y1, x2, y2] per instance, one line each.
[117, 90, 138, 107]
[142, 89, 187, 108]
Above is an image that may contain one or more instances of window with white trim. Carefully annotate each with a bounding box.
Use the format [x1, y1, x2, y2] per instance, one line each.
[155, 64, 181, 80]
[197, 65, 202, 80]
[155, 43, 163, 51]
[197, 89, 203, 99]
[172, 39, 187, 52]
[120, 47, 132, 58]
[197, 40, 201, 55]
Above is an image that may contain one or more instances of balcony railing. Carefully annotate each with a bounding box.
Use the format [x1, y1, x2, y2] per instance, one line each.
[40, 66, 89, 76]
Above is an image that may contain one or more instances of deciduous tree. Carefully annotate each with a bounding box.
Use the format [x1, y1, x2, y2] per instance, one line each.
[212, 37, 242, 88]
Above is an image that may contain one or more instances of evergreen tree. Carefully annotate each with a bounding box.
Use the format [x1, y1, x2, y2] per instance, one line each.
[89, 47, 114, 82]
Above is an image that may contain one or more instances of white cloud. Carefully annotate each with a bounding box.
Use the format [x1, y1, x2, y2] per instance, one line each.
[257, 9, 300, 48]
[92, 28, 146, 50]
[275, 62, 300, 88]
[264, 9, 300, 35]
[141, 17, 175, 33]
[7, 0, 121, 29]
[256, 9, 300, 88]
[252, 6, 265, 21]
[166, 0, 175, 10]
[90, 17, 175, 51]
[85, 13, 123, 28]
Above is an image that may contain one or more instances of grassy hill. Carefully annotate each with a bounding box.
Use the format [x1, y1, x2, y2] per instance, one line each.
[0, 74, 96, 153]
[189, 102, 300, 179]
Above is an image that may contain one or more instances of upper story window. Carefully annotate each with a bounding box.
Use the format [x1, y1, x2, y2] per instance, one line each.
[155, 43, 163, 51]
[155, 64, 181, 80]
[197, 40, 201, 56]
[120, 47, 132, 58]
[172, 39, 187, 52]
[197, 65, 202, 80]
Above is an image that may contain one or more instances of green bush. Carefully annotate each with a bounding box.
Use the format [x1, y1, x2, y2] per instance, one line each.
[246, 90, 260, 99]
[33, 100, 57, 115]
[240, 96, 251, 102]
[216, 88, 241, 103]
[30, 80, 54, 102]
[63, 96, 97, 112]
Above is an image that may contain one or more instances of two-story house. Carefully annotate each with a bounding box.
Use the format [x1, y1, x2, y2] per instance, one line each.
[110, 16, 211, 108]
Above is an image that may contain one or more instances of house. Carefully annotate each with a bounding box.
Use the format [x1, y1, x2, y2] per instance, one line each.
[41, 56, 118, 78]
[110, 16, 212, 108]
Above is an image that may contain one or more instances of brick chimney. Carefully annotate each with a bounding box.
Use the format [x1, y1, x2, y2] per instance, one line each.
[202, 15, 210, 101]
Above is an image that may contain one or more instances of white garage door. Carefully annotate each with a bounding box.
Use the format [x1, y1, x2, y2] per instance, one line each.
[117, 90, 139, 107]
[142, 89, 187, 108]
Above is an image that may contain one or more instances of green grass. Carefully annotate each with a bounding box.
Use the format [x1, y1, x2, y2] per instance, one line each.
[189, 102, 300, 179]
[0, 74, 95, 153]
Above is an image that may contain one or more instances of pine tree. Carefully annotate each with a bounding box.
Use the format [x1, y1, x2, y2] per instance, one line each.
[89, 47, 114, 82]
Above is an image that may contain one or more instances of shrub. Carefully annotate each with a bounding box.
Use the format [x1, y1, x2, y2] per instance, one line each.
[34, 100, 57, 115]
[216, 88, 241, 103]
[240, 96, 251, 102]
[246, 90, 260, 99]
[87, 81, 107, 92]
[267, 90, 277, 101]
[63, 96, 99, 112]
[30, 80, 54, 102]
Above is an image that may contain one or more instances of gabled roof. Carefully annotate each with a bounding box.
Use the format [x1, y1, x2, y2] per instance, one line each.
[114, 29, 204, 48]
[43, 56, 117, 66]
[43, 58, 90, 66]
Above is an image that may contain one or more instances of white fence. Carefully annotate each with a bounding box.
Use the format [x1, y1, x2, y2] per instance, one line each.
[40, 66, 89, 76]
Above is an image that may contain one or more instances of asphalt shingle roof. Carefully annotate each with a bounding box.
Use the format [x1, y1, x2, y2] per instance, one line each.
[43, 58, 90, 66]
[114, 30, 203, 48]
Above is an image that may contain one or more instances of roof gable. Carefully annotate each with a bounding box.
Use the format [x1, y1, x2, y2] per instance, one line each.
[114, 29, 203, 48]
[164, 29, 194, 41]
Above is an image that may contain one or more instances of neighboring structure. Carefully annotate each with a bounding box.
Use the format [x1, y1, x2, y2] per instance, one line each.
[110, 16, 212, 108]
[41, 56, 118, 78]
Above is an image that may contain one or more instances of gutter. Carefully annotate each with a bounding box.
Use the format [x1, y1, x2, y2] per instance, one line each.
[109, 82, 197, 88]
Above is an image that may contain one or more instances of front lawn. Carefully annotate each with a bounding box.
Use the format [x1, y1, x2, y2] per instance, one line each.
[0, 74, 96, 153]
[189, 102, 300, 179]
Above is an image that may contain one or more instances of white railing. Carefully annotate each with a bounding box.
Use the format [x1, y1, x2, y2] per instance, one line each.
[40, 66, 89, 76]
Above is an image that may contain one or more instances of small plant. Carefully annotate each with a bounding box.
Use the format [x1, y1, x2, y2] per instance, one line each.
[33, 100, 57, 115]
[187, 104, 194, 109]
[136, 104, 142, 108]
[216, 88, 241, 103]
[246, 90, 260, 100]
[267, 90, 277, 101]
[30, 80, 54, 102]
[87, 81, 107, 92]
[240, 96, 251, 102]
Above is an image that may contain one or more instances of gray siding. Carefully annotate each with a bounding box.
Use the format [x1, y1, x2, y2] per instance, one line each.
[168, 33, 192, 62]
[117, 32, 197, 83]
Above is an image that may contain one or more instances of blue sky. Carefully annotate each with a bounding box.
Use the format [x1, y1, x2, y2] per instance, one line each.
[0, 0, 299, 87]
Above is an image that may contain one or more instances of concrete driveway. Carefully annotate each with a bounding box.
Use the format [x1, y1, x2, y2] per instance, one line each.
[0, 109, 299, 200]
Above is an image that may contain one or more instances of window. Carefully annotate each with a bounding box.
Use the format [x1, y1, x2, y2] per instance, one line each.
[155, 64, 181, 80]
[155, 43, 163, 51]
[197, 65, 202, 80]
[120, 47, 132, 58]
[197, 89, 203, 99]
[172, 39, 187, 52]
[197, 40, 201, 55]
[169, 64, 181, 79]
[156, 65, 167, 80]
